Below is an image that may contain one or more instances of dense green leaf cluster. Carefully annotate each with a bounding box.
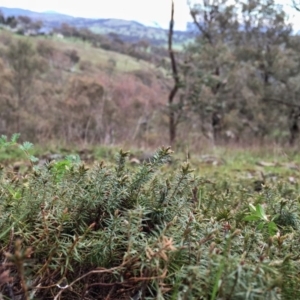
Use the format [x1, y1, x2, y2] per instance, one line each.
[0, 142, 300, 299]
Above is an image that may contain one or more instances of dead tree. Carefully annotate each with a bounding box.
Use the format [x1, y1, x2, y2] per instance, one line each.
[168, 0, 180, 144]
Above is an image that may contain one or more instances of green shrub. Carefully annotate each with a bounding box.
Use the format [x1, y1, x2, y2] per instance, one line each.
[0, 137, 299, 299]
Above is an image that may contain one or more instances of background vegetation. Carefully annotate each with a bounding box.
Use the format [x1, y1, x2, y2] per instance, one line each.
[0, 0, 300, 150]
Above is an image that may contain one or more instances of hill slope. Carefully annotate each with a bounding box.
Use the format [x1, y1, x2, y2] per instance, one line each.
[0, 6, 193, 45]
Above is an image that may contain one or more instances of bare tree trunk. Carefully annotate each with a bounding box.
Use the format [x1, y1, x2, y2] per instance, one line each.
[289, 108, 300, 146]
[168, 0, 180, 145]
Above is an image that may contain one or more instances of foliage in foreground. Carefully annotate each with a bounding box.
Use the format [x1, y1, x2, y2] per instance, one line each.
[0, 140, 300, 299]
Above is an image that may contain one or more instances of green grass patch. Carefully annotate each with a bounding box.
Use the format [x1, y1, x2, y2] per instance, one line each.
[38, 35, 155, 72]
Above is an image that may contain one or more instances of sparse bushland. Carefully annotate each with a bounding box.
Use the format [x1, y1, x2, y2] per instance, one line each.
[170, 0, 300, 147]
[0, 136, 300, 299]
[0, 29, 169, 148]
[2, 0, 300, 150]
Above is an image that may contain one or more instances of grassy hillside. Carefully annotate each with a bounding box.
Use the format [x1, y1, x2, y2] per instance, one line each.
[47, 35, 156, 72]
[0, 27, 159, 72]
[0, 28, 171, 148]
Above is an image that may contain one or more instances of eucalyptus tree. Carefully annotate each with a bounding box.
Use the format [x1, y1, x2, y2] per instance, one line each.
[6, 39, 39, 133]
[183, 0, 241, 144]
[236, 0, 300, 144]
[182, 0, 300, 144]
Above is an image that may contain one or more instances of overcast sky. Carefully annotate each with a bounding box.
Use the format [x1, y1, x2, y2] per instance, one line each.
[0, 0, 191, 30]
[0, 0, 298, 30]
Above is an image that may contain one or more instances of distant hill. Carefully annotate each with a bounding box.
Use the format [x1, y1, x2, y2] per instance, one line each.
[0, 6, 194, 46]
[0, 7, 74, 22]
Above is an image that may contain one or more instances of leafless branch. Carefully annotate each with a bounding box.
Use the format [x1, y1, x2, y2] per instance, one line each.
[168, 0, 180, 143]
[189, 7, 212, 43]
[292, 0, 300, 11]
[168, 1, 180, 95]
[53, 264, 127, 300]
